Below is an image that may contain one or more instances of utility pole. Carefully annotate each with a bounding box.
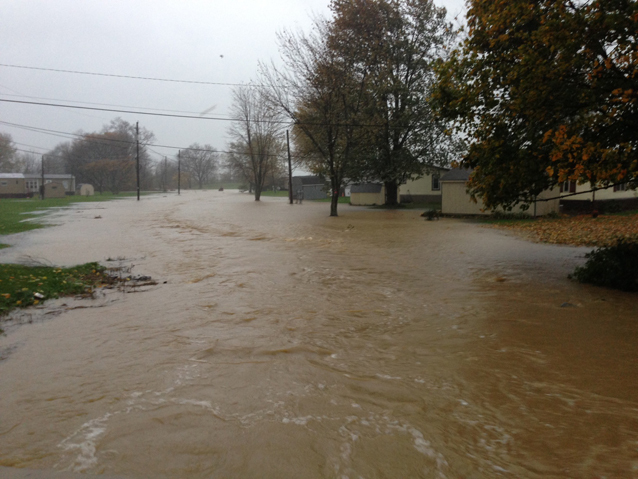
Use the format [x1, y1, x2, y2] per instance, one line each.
[41, 155, 45, 200]
[136, 121, 140, 201]
[177, 150, 181, 195]
[286, 130, 293, 205]
[164, 156, 168, 192]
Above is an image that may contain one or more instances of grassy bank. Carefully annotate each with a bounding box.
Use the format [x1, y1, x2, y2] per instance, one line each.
[0, 262, 108, 318]
[488, 211, 638, 247]
[0, 193, 138, 237]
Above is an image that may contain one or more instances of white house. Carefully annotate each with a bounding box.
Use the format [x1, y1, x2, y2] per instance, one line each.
[350, 168, 448, 206]
[440, 168, 560, 216]
[0, 173, 75, 198]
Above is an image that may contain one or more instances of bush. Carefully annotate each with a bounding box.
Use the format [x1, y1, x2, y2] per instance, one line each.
[570, 240, 638, 291]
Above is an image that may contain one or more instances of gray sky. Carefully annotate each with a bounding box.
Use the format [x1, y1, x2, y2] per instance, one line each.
[0, 0, 466, 164]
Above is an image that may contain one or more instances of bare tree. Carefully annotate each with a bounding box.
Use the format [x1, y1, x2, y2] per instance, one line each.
[227, 85, 286, 201]
[180, 144, 219, 189]
[14, 151, 39, 174]
[0, 132, 17, 172]
[260, 16, 371, 216]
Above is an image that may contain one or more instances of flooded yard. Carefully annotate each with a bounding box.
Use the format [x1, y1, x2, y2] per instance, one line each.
[1, 191, 637, 478]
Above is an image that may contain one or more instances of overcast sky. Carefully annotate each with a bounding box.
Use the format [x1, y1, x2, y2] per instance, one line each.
[0, 0, 466, 164]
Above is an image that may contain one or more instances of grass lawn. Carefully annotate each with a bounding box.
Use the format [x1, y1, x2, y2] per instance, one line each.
[313, 196, 352, 204]
[0, 262, 108, 319]
[0, 193, 139, 237]
[259, 190, 290, 197]
[488, 210, 638, 247]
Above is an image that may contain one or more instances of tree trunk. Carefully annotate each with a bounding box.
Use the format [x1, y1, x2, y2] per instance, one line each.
[254, 184, 262, 201]
[330, 178, 340, 216]
[385, 181, 399, 207]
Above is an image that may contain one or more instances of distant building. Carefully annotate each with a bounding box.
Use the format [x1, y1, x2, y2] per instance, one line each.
[440, 168, 559, 216]
[558, 179, 638, 213]
[77, 184, 95, 196]
[0, 173, 75, 198]
[400, 167, 449, 203]
[291, 176, 329, 200]
[350, 168, 448, 206]
[350, 183, 388, 206]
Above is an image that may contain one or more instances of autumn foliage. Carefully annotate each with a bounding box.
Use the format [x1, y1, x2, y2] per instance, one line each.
[433, 0, 638, 209]
[492, 213, 638, 247]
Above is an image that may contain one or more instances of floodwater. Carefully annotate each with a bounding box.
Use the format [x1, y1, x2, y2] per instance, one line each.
[0, 191, 636, 478]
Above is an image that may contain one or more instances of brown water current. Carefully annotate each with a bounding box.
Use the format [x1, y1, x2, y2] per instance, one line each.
[0, 191, 637, 478]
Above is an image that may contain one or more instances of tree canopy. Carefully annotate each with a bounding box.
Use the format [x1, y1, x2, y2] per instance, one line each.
[330, 0, 457, 205]
[433, 0, 638, 209]
[262, 0, 456, 214]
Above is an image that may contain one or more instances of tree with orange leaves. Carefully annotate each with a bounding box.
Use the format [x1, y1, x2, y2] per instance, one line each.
[432, 0, 638, 209]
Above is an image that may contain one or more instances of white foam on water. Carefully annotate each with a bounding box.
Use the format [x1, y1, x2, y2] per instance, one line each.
[58, 412, 114, 473]
[282, 416, 314, 426]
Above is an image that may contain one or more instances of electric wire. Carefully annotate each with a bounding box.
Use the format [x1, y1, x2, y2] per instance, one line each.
[0, 92, 219, 116]
[0, 63, 258, 88]
[0, 97, 400, 129]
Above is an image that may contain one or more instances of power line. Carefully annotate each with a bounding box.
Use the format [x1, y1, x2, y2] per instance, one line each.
[0, 97, 248, 123]
[0, 92, 220, 116]
[0, 62, 258, 88]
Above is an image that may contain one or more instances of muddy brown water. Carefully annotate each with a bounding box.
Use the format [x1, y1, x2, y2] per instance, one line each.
[0, 191, 636, 478]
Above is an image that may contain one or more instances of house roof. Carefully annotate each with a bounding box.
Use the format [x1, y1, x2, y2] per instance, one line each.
[351, 183, 383, 194]
[440, 168, 472, 182]
[293, 176, 325, 185]
[0, 173, 25, 179]
[23, 174, 74, 179]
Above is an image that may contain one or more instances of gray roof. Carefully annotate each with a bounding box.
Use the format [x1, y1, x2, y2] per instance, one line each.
[292, 176, 325, 186]
[351, 183, 383, 194]
[0, 173, 25, 179]
[440, 168, 472, 182]
[24, 173, 74, 179]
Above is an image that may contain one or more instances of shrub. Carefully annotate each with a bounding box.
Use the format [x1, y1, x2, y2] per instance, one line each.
[570, 240, 638, 291]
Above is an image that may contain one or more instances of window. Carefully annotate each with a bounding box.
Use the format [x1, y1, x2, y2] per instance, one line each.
[614, 183, 627, 192]
[432, 175, 440, 191]
[0, 181, 7, 187]
[561, 181, 576, 193]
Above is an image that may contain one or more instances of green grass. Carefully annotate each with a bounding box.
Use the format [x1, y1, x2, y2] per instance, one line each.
[0, 262, 107, 317]
[0, 193, 138, 236]
[313, 196, 352, 204]
[259, 190, 291, 197]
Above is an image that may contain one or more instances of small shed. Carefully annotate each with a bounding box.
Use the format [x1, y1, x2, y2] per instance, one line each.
[44, 181, 66, 198]
[77, 184, 95, 196]
[440, 168, 560, 216]
[350, 183, 385, 206]
[350, 183, 403, 206]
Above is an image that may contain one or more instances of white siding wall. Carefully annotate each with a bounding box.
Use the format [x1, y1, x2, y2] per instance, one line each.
[442, 182, 560, 216]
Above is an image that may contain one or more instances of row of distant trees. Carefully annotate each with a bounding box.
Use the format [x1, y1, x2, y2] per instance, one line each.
[0, 117, 267, 194]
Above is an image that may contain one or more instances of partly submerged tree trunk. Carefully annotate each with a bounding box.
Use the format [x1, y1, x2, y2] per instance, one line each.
[329, 177, 340, 217]
[254, 184, 262, 201]
[385, 181, 399, 207]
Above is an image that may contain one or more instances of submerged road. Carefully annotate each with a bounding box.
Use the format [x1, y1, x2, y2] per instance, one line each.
[1, 191, 637, 478]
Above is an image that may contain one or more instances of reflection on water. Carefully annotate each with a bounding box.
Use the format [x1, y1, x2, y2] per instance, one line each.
[0, 191, 637, 478]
